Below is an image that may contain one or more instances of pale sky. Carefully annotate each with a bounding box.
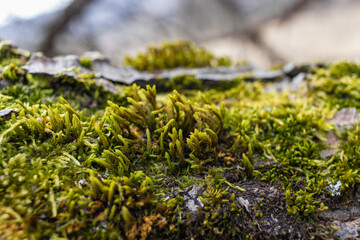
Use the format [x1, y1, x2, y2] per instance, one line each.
[0, 0, 72, 26]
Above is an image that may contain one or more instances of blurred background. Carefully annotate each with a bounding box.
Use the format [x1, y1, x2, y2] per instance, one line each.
[0, 0, 359, 67]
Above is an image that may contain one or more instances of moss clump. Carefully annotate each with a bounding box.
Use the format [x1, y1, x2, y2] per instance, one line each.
[1, 40, 360, 239]
[165, 74, 203, 91]
[285, 180, 328, 218]
[79, 57, 93, 69]
[124, 40, 231, 71]
[0, 41, 30, 67]
[1, 63, 25, 82]
[328, 61, 360, 79]
[310, 62, 360, 108]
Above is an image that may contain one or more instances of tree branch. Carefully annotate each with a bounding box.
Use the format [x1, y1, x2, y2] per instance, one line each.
[40, 0, 95, 56]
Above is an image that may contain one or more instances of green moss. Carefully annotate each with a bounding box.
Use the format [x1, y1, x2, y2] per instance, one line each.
[328, 61, 360, 79]
[1, 40, 360, 239]
[165, 74, 203, 91]
[79, 57, 93, 69]
[1, 63, 25, 82]
[124, 40, 231, 71]
[285, 180, 328, 219]
[0, 41, 30, 67]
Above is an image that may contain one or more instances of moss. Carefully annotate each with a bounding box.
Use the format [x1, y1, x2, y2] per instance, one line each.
[328, 61, 360, 79]
[1, 40, 360, 239]
[79, 57, 93, 69]
[165, 74, 203, 91]
[0, 41, 30, 67]
[124, 40, 231, 71]
[1, 63, 24, 81]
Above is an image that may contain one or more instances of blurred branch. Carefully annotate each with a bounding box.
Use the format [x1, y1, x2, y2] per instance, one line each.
[279, 0, 321, 22]
[201, 0, 285, 63]
[217, 0, 244, 15]
[197, 0, 323, 63]
[40, 0, 95, 56]
[246, 30, 285, 62]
